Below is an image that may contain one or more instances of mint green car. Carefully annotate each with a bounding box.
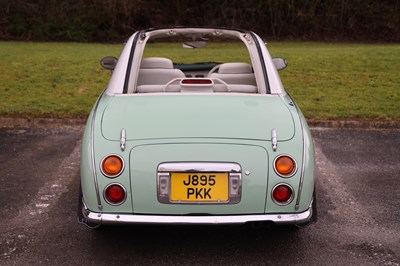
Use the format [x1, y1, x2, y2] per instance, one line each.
[78, 27, 316, 228]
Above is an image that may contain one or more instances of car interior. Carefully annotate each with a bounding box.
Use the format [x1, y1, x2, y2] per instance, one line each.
[136, 57, 258, 93]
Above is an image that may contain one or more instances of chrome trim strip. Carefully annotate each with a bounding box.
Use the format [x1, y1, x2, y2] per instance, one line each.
[82, 204, 312, 225]
[293, 101, 307, 211]
[158, 162, 241, 173]
[90, 93, 104, 210]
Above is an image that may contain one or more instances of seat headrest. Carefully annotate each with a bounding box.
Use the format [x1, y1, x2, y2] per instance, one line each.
[218, 62, 252, 74]
[140, 57, 174, 69]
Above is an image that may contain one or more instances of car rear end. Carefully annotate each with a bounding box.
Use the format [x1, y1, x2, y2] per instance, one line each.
[79, 93, 315, 226]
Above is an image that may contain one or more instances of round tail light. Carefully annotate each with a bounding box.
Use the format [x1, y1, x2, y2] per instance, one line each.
[104, 184, 126, 205]
[101, 155, 124, 177]
[272, 184, 294, 205]
[274, 155, 297, 177]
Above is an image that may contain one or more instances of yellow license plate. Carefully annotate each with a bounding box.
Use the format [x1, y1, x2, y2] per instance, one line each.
[171, 172, 228, 202]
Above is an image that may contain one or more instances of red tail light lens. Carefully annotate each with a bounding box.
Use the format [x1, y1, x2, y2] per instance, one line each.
[101, 155, 124, 178]
[272, 184, 294, 205]
[274, 155, 297, 177]
[104, 184, 126, 205]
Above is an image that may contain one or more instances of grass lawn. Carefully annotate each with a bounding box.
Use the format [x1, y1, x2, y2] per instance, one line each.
[270, 42, 400, 120]
[0, 41, 399, 120]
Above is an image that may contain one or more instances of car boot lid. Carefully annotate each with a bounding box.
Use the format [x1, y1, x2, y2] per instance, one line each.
[101, 94, 295, 141]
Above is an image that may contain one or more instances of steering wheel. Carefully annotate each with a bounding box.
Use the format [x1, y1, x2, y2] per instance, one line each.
[207, 64, 221, 77]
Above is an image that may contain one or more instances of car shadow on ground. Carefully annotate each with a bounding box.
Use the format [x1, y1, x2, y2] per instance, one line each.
[87, 223, 310, 261]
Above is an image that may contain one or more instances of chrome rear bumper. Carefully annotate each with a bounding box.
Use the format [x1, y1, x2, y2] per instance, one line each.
[81, 202, 313, 225]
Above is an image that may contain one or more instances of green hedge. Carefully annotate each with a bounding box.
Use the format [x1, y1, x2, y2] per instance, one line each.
[1, 0, 399, 42]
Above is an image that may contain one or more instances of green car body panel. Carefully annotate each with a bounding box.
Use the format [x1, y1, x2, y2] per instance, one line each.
[79, 27, 316, 227]
[101, 94, 295, 141]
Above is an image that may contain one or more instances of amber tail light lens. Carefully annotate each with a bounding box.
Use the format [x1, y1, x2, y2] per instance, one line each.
[272, 184, 294, 205]
[274, 155, 297, 177]
[104, 184, 126, 205]
[101, 155, 124, 177]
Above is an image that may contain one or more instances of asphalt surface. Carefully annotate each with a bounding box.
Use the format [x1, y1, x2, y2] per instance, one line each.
[0, 126, 399, 266]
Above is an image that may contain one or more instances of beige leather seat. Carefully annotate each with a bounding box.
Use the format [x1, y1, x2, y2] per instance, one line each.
[137, 57, 185, 86]
[209, 62, 257, 86]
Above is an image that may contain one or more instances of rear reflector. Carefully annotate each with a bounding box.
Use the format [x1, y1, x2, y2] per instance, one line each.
[104, 184, 126, 205]
[272, 184, 294, 205]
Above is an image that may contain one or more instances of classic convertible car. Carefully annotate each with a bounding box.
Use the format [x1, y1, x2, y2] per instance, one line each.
[78, 27, 316, 228]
